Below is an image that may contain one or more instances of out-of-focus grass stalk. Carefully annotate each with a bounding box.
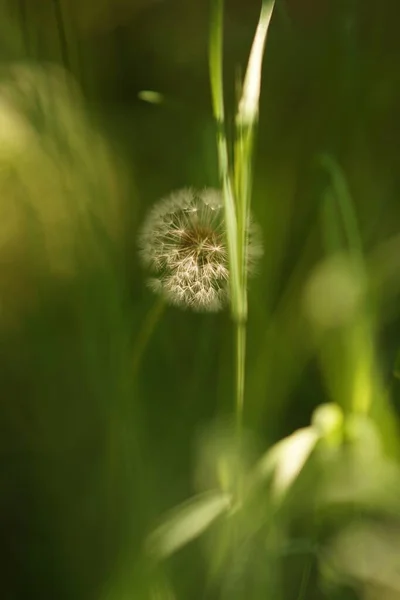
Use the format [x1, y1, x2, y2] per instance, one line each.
[319, 156, 377, 417]
[209, 0, 275, 439]
[132, 297, 165, 377]
[317, 159, 400, 457]
[319, 155, 364, 269]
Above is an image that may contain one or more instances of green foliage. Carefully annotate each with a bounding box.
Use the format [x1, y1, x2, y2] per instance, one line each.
[1, 1, 400, 599]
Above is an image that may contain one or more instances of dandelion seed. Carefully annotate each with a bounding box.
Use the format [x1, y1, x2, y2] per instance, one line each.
[138, 188, 262, 312]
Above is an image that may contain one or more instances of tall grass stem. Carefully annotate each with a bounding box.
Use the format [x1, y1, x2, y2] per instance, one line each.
[209, 0, 275, 451]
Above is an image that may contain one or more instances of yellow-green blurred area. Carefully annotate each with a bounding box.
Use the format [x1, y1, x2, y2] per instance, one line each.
[1, 0, 400, 599]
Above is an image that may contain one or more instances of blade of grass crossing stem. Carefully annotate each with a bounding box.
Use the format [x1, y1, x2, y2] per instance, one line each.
[209, 0, 245, 448]
[234, 0, 275, 433]
[209, 0, 241, 321]
[235, 0, 275, 301]
[209, 0, 275, 458]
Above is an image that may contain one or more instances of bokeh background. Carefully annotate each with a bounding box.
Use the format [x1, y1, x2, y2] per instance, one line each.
[1, 0, 400, 598]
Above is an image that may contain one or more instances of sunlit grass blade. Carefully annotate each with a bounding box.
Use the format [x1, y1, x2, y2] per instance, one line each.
[146, 491, 231, 560]
[235, 0, 275, 304]
[251, 426, 319, 500]
[210, 0, 275, 444]
[233, 0, 275, 436]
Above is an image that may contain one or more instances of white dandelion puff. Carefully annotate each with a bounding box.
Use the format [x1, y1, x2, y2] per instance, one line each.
[138, 188, 262, 312]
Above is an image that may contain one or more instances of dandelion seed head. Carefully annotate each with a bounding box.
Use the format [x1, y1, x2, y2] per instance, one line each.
[138, 188, 262, 312]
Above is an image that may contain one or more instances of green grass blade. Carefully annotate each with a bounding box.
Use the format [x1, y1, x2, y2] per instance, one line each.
[235, 0, 275, 308]
[318, 154, 364, 266]
[146, 491, 231, 561]
[209, 0, 241, 322]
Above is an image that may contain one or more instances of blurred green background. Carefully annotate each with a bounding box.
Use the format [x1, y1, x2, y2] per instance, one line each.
[1, 0, 400, 598]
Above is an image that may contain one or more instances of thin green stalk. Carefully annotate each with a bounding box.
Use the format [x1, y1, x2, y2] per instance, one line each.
[235, 0, 275, 312]
[209, 0, 245, 448]
[233, 0, 275, 436]
[234, 123, 253, 320]
[319, 154, 364, 267]
[209, 0, 275, 442]
[319, 155, 377, 417]
[209, 0, 241, 323]
[296, 555, 312, 600]
[236, 320, 246, 438]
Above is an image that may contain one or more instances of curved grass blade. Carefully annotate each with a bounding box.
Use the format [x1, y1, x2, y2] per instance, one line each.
[146, 490, 232, 561]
